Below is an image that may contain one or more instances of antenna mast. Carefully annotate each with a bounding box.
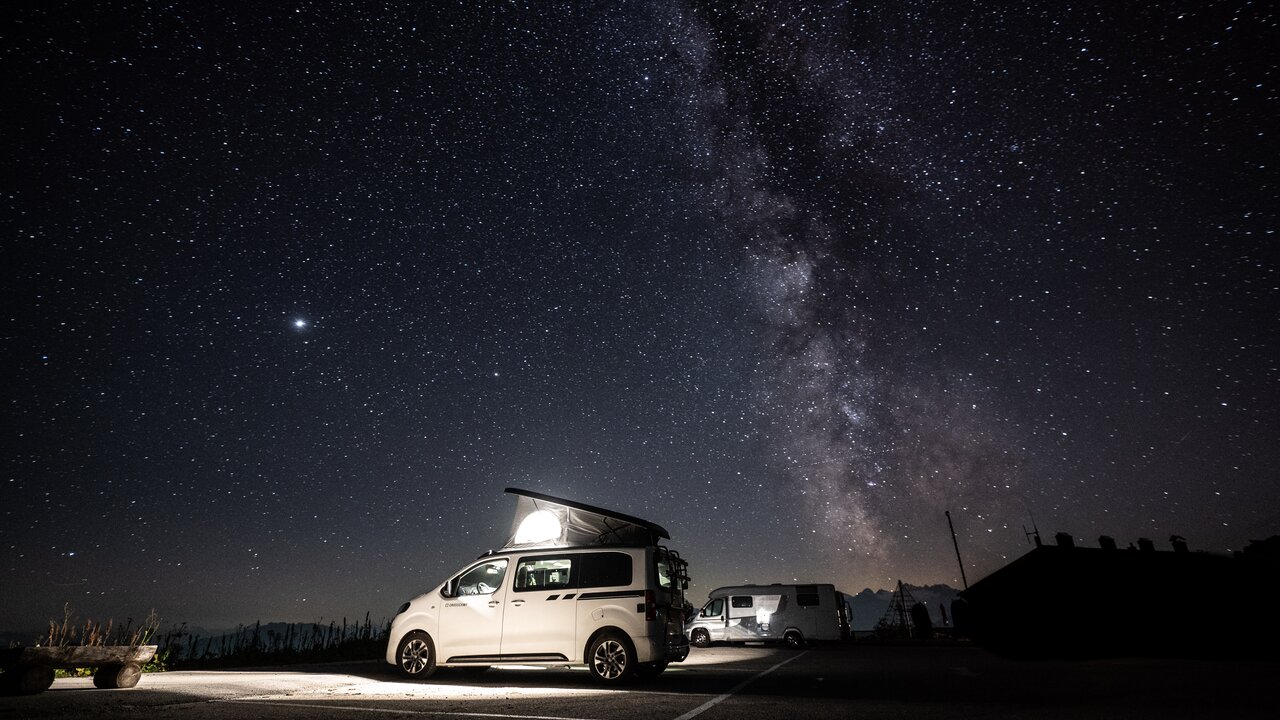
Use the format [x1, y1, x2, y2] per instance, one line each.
[1023, 511, 1042, 547]
[945, 510, 969, 590]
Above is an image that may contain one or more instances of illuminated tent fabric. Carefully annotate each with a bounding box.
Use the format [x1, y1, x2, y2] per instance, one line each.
[502, 487, 671, 549]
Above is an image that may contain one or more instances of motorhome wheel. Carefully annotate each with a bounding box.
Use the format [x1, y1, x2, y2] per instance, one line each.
[691, 629, 711, 648]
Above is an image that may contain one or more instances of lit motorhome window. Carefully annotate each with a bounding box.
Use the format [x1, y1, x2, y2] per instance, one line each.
[580, 552, 632, 588]
[450, 559, 509, 596]
[731, 596, 753, 609]
[514, 556, 573, 591]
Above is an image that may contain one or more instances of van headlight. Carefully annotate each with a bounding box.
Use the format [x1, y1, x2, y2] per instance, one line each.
[396, 602, 410, 615]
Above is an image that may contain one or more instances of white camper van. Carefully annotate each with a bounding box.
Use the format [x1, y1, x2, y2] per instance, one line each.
[687, 584, 851, 648]
[387, 488, 691, 684]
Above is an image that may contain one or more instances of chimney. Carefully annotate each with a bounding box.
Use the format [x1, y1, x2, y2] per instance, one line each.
[1054, 532, 1075, 549]
[1170, 535, 1189, 553]
[1098, 535, 1117, 551]
[1138, 537, 1155, 552]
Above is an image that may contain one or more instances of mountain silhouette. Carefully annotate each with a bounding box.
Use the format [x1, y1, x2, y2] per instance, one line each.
[848, 584, 961, 631]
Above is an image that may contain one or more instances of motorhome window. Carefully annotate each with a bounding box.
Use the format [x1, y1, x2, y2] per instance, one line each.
[514, 556, 573, 591]
[731, 596, 753, 608]
[701, 598, 724, 617]
[796, 584, 821, 606]
[579, 552, 632, 588]
[448, 559, 509, 597]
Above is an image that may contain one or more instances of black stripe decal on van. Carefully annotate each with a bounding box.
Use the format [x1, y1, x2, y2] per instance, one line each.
[546, 595, 559, 601]
[577, 590, 644, 600]
[562, 593, 575, 600]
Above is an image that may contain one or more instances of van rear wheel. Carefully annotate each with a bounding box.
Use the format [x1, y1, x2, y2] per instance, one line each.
[587, 633, 635, 684]
[691, 629, 711, 648]
[783, 630, 804, 648]
[396, 631, 438, 679]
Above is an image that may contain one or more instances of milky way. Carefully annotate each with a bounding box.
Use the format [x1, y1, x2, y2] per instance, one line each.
[666, 3, 1038, 573]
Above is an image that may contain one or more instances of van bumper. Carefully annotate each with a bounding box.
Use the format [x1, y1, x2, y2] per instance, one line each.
[639, 633, 689, 664]
[667, 637, 690, 663]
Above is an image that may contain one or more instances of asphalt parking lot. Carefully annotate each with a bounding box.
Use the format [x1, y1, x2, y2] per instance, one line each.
[1, 644, 1272, 719]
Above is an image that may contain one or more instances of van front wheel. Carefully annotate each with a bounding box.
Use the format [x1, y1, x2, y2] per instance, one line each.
[396, 631, 438, 679]
[587, 633, 635, 684]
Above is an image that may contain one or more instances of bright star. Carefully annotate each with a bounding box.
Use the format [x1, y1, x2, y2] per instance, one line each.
[293, 319, 307, 329]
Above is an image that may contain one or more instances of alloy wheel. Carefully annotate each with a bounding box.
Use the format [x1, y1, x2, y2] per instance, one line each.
[401, 638, 431, 674]
[592, 639, 628, 679]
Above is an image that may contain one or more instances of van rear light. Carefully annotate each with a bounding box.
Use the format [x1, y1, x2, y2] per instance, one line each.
[645, 589, 656, 621]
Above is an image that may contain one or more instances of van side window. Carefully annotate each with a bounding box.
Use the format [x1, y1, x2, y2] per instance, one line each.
[796, 584, 821, 606]
[579, 552, 633, 588]
[514, 556, 573, 591]
[444, 559, 509, 597]
[701, 598, 724, 617]
[731, 596, 753, 609]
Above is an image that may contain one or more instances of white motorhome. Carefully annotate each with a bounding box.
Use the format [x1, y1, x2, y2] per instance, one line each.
[687, 583, 851, 648]
[387, 488, 690, 684]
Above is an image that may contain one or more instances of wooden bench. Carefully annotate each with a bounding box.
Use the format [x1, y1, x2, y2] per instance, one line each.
[0, 645, 157, 695]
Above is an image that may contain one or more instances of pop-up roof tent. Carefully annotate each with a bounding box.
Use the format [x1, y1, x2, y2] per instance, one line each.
[502, 487, 671, 550]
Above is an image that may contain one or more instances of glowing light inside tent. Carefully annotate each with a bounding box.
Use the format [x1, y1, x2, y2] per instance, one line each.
[514, 510, 562, 544]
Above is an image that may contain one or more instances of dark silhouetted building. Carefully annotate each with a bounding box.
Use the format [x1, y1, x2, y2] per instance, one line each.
[956, 534, 1280, 659]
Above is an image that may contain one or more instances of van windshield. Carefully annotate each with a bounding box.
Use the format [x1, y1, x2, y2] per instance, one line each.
[702, 598, 724, 617]
[444, 559, 508, 597]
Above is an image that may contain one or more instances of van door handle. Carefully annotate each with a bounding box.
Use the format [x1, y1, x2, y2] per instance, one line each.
[511, 599, 525, 606]
[488, 600, 500, 607]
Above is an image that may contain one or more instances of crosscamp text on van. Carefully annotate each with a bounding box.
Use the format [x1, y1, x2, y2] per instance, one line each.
[386, 488, 691, 684]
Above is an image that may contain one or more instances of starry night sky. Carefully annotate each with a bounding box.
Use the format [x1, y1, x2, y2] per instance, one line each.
[4, 1, 1276, 630]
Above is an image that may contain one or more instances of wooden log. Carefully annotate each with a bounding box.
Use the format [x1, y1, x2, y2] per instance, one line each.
[93, 663, 141, 689]
[0, 646, 155, 694]
[5, 665, 55, 695]
[14, 645, 156, 669]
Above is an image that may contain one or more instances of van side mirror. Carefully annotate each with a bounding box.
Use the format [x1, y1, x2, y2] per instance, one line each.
[441, 578, 457, 598]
